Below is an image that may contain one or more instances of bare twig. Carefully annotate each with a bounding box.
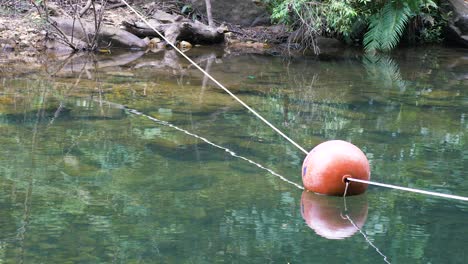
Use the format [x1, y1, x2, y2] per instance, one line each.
[289, 3, 320, 55]
[43, 0, 110, 51]
[29, 0, 45, 17]
[79, 0, 93, 17]
[90, 0, 108, 50]
[48, 20, 79, 50]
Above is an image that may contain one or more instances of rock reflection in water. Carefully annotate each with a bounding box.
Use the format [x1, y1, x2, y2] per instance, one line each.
[301, 191, 368, 240]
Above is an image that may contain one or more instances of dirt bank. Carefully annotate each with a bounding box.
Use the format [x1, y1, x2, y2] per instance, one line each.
[0, 1, 290, 60]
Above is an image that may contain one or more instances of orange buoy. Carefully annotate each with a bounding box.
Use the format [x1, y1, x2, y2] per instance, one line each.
[301, 191, 368, 239]
[302, 140, 370, 196]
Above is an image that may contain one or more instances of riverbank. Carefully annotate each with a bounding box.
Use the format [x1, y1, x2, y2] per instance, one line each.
[1, 0, 467, 62]
[0, 10, 45, 54]
[0, 1, 284, 57]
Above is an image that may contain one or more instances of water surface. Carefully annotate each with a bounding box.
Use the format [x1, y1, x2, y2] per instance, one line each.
[0, 46, 467, 263]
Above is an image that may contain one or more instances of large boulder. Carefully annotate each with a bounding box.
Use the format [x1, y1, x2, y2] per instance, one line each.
[48, 17, 148, 50]
[445, 0, 468, 47]
[190, 0, 270, 27]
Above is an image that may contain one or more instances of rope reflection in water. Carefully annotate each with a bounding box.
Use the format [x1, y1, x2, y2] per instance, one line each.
[343, 182, 391, 263]
[127, 105, 391, 262]
[126, 108, 304, 190]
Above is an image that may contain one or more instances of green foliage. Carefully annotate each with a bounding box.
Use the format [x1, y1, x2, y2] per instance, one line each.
[267, 0, 365, 35]
[181, 4, 192, 14]
[321, 0, 359, 36]
[364, 2, 412, 53]
[416, 2, 450, 44]
[263, 0, 443, 53]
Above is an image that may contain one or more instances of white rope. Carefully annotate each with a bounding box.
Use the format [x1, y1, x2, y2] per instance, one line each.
[119, 0, 309, 155]
[92, 97, 304, 189]
[119, 0, 468, 203]
[126, 108, 305, 190]
[347, 178, 468, 202]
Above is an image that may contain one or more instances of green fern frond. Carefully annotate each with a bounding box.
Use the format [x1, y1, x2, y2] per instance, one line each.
[364, 2, 412, 53]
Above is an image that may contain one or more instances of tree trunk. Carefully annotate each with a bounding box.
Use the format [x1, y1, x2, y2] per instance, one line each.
[205, 0, 214, 27]
[123, 18, 224, 45]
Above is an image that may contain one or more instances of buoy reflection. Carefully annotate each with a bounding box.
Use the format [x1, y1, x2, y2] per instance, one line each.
[301, 191, 368, 240]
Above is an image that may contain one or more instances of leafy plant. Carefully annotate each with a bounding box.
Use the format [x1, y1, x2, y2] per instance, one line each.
[263, 0, 442, 53]
[364, 2, 412, 53]
[181, 4, 192, 14]
[415, 1, 449, 44]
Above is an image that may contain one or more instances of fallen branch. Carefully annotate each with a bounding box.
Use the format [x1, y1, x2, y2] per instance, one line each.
[107, 2, 127, 9]
[123, 19, 224, 45]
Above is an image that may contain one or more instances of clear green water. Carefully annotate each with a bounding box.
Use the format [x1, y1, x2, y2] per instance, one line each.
[0, 46, 467, 263]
